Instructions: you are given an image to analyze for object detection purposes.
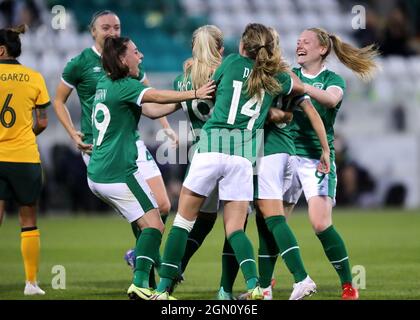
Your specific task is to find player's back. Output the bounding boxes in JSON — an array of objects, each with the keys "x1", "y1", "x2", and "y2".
[{"x1": 0, "y1": 60, "x2": 50, "y2": 163}]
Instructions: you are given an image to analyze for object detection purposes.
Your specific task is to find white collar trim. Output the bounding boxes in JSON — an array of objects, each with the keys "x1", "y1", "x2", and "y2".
[
  {"x1": 301, "y1": 65, "x2": 327, "y2": 79},
  {"x1": 91, "y1": 45, "x2": 101, "y2": 57}
]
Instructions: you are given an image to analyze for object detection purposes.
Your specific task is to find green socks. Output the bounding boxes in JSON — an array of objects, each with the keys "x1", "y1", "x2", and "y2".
[
  {"x1": 219, "y1": 238, "x2": 239, "y2": 293},
  {"x1": 256, "y1": 212, "x2": 279, "y2": 288},
  {"x1": 265, "y1": 215, "x2": 307, "y2": 283},
  {"x1": 227, "y1": 230, "x2": 259, "y2": 290},
  {"x1": 133, "y1": 228, "x2": 162, "y2": 288},
  {"x1": 157, "y1": 226, "x2": 189, "y2": 292},
  {"x1": 316, "y1": 225, "x2": 353, "y2": 284},
  {"x1": 180, "y1": 212, "x2": 217, "y2": 273}
]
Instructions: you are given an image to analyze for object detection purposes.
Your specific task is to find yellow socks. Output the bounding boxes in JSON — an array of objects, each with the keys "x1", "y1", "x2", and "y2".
[{"x1": 21, "y1": 228, "x2": 40, "y2": 283}]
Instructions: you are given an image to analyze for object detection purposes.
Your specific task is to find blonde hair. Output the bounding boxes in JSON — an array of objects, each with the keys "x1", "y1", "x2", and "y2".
[
  {"x1": 268, "y1": 27, "x2": 290, "y2": 73},
  {"x1": 241, "y1": 23, "x2": 286, "y2": 101},
  {"x1": 185, "y1": 25, "x2": 223, "y2": 89},
  {"x1": 308, "y1": 27, "x2": 379, "y2": 81}
]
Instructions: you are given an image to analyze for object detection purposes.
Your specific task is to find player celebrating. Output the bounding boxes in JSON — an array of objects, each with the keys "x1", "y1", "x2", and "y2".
[
  {"x1": 53, "y1": 11, "x2": 173, "y2": 255},
  {"x1": 153, "y1": 23, "x2": 293, "y2": 300},
  {"x1": 284, "y1": 28, "x2": 379, "y2": 300},
  {"x1": 0, "y1": 25, "x2": 49, "y2": 295},
  {"x1": 88, "y1": 36, "x2": 215, "y2": 299},
  {"x1": 254, "y1": 27, "x2": 330, "y2": 300}
]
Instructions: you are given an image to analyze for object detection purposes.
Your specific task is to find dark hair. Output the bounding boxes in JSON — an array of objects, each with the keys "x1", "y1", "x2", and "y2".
[
  {"x1": 0, "y1": 25, "x2": 26, "y2": 58},
  {"x1": 89, "y1": 10, "x2": 118, "y2": 31},
  {"x1": 102, "y1": 37, "x2": 130, "y2": 80}
]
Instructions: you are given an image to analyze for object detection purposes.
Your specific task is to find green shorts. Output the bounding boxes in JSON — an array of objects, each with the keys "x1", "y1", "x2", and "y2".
[{"x1": 0, "y1": 162, "x2": 43, "y2": 205}]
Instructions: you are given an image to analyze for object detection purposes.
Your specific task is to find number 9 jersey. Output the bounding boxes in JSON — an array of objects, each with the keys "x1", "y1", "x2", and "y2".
[
  {"x1": 88, "y1": 75, "x2": 150, "y2": 184},
  {"x1": 0, "y1": 60, "x2": 50, "y2": 163}
]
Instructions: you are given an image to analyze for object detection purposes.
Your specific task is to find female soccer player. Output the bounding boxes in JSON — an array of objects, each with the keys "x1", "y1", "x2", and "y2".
[
  {"x1": 53, "y1": 10, "x2": 173, "y2": 242},
  {"x1": 153, "y1": 23, "x2": 294, "y2": 300},
  {"x1": 87, "y1": 36, "x2": 214, "y2": 299},
  {"x1": 254, "y1": 27, "x2": 330, "y2": 300},
  {"x1": 284, "y1": 28, "x2": 379, "y2": 300},
  {"x1": 0, "y1": 25, "x2": 49, "y2": 295}
]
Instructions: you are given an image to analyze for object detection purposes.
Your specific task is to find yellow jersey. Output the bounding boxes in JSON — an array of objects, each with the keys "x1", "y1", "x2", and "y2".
[{"x1": 0, "y1": 59, "x2": 50, "y2": 163}]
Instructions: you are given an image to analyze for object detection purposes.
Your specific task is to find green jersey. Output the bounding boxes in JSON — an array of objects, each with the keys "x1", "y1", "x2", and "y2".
[
  {"x1": 290, "y1": 66, "x2": 346, "y2": 159},
  {"x1": 262, "y1": 72, "x2": 294, "y2": 156},
  {"x1": 173, "y1": 73, "x2": 214, "y2": 143},
  {"x1": 199, "y1": 54, "x2": 288, "y2": 162},
  {"x1": 87, "y1": 76, "x2": 150, "y2": 183},
  {"x1": 62, "y1": 46, "x2": 146, "y2": 144}
]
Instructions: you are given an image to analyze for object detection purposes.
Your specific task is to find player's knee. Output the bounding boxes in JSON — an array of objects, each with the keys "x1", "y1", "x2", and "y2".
[
  {"x1": 312, "y1": 222, "x2": 331, "y2": 234},
  {"x1": 158, "y1": 199, "x2": 171, "y2": 215}
]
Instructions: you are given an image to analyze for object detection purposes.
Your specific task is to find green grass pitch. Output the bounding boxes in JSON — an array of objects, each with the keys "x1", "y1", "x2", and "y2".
[{"x1": 1, "y1": 209, "x2": 420, "y2": 300}]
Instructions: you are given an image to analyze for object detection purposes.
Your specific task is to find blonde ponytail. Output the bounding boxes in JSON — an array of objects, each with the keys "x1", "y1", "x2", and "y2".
[
  {"x1": 308, "y1": 27, "x2": 380, "y2": 81},
  {"x1": 186, "y1": 25, "x2": 223, "y2": 89}
]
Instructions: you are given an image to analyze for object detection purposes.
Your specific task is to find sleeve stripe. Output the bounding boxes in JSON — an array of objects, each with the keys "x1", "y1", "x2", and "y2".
[
  {"x1": 61, "y1": 77, "x2": 75, "y2": 89},
  {"x1": 287, "y1": 77, "x2": 294, "y2": 95},
  {"x1": 136, "y1": 87, "x2": 152, "y2": 106},
  {"x1": 327, "y1": 85, "x2": 344, "y2": 96},
  {"x1": 35, "y1": 101, "x2": 51, "y2": 109}
]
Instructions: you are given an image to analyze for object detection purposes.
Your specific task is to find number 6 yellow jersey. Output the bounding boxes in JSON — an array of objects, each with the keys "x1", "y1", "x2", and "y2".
[{"x1": 0, "y1": 60, "x2": 50, "y2": 163}]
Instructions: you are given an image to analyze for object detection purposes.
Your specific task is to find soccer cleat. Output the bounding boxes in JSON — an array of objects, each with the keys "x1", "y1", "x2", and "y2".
[
  {"x1": 237, "y1": 286, "x2": 264, "y2": 300},
  {"x1": 124, "y1": 249, "x2": 135, "y2": 270},
  {"x1": 24, "y1": 281, "x2": 45, "y2": 296},
  {"x1": 289, "y1": 276, "x2": 317, "y2": 300},
  {"x1": 342, "y1": 283, "x2": 359, "y2": 300},
  {"x1": 217, "y1": 287, "x2": 235, "y2": 300},
  {"x1": 151, "y1": 291, "x2": 177, "y2": 300},
  {"x1": 127, "y1": 284, "x2": 154, "y2": 300},
  {"x1": 248, "y1": 286, "x2": 264, "y2": 300},
  {"x1": 262, "y1": 285, "x2": 273, "y2": 300}
]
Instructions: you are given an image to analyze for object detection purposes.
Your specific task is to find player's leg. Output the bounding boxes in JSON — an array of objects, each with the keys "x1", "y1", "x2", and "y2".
[
  {"x1": 88, "y1": 171, "x2": 163, "y2": 300},
  {"x1": 154, "y1": 152, "x2": 219, "y2": 298},
  {"x1": 10, "y1": 163, "x2": 45, "y2": 295},
  {"x1": 300, "y1": 157, "x2": 358, "y2": 300},
  {"x1": 256, "y1": 154, "x2": 315, "y2": 300},
  {"x1": 308, "y1": 196, "x2": 358, "y2": 299},
  {"x1": 220, "y1": 154, "x2": 262, "y2": 300},
  {"x1": 217, "y1": 214, "x2": 248, "y2": 300},
  {"x1": 155, "y1": 187, "x2": 206, "y2": 297},
  {"x1": 180, "y1": 187, "x2": 218, "y2": 275},
  {"x1": 255, "y1": 206, "x2": 278, "y2": 299},
  {"x1": 224, "y1": 201, "x2": 262, "y2": 300}
]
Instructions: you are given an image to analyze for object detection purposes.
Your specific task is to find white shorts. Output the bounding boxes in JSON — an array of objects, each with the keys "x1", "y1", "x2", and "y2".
[
  {"x1": 255, "y1": 153, "x2": 294, "y2": 200},
  {"x1": 183, "y1": 152, "x2": 253, "y2": 201},
  {"x1": 135, "y1": 140, "x2": 161, "y2": 180},
  {"x1": 283, "y1": 156, "x2": 337, "y2": 205},
  {"x1": 87, "y1": 171, "x2": 158, "y2": 223},
  {"x1": 82, "y1": 140, "x2": 161, "y2": 181}
]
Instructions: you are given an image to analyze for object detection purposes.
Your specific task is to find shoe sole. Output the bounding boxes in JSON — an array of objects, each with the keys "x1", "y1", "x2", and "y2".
[
  {"x1": 296, "y1": 288, "x2": 317, "y2": 300},
  {"x1": 127, "y1": 290, "x2": 153, "y2": 300}
]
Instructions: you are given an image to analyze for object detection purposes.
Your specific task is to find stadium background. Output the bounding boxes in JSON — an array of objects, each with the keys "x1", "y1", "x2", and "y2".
[{"x1": 1, "y1": 0, "x2": 420, "y2": 300}]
